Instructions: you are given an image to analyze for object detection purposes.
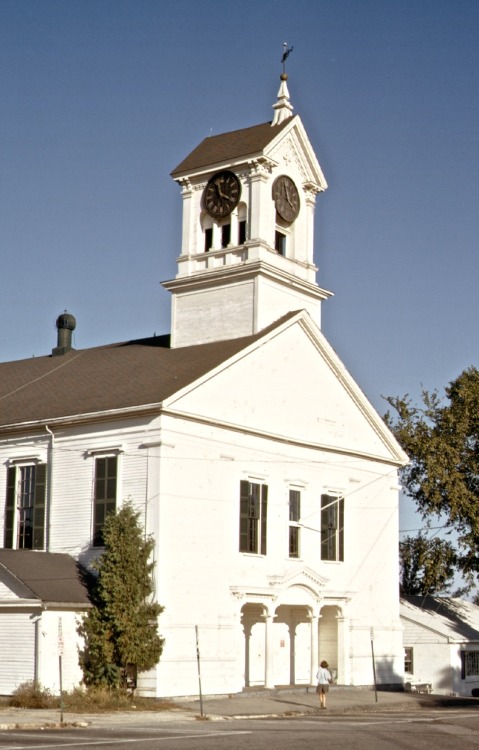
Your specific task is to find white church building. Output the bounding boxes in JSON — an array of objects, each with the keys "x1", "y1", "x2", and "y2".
[{"x1": 0, "y1": 73, "x2": 407, "y2": 697}]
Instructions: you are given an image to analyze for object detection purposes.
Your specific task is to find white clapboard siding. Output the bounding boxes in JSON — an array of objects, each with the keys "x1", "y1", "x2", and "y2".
[{"x1": 0, "y1": 613, "x2": 35, "y2": 694}]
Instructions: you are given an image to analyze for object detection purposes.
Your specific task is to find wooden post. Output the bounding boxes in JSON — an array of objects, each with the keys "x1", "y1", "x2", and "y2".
[
  {"x1": 195, "y1": 625, "x2": 204, "y2": 718},
  {"x1": 58, "y1": 618, "x2": 64, "y2": 722},
  {"x1": 370, "y1": 627, "x2": 378, "y2": 703}
]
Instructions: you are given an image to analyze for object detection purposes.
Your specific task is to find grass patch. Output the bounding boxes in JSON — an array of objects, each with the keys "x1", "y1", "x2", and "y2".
[{"x1": 2, "y1": 682, "x2": 179, "y2": 713}]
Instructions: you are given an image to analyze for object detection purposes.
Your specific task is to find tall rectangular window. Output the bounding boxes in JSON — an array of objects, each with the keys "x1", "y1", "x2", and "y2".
[
  {"x1": 221, "y1": 223, "x2": 231, "y2": 248},
  {"x1": 320, "y1": 494, "x2": 344, "y2": 561},
  {"x1": 4, "y1": 464, "x2": 46, "y2": 550},
  {"x1": 238, "y1": 220, "x2": 246, "y2": 244},
  {"x1": 239, "y1": 480, "x2": 267, "y2": 555},
  {"x1": 289, "y1": 489, "x2": 301, "y2": 558},
  {"x1": 204, "y1": 227, "x2": 213, "y2": 252},
  {"x1": 404, "y1": 647, "x2": 414, "y2": 674},
  {"x1": 93, "y1": 456, "x2": 117, "y2": 546}
]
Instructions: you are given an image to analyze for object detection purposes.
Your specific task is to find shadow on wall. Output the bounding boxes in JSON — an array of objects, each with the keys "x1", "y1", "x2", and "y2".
[{"x1": 374, "y1": 657, "x2": 406, "y2": 692}]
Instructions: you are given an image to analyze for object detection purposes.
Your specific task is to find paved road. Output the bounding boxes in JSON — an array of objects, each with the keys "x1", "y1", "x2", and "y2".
[{"x1": 1, "y1": 709, "x2": 478, "y2": 750}]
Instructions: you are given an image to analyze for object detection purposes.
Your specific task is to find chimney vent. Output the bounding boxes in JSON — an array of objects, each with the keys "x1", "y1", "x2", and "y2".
[{"x1": 52, "y1": 311, "x2": 76, "y2": 356}]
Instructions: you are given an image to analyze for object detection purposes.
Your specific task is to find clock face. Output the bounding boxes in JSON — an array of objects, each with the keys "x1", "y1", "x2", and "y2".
[
  {"x1": 203, "y1": 171, "x2": 241, "y2": 218},
  {"x1": 272, "y1": 175, "x2": 300, "y2": 223}
]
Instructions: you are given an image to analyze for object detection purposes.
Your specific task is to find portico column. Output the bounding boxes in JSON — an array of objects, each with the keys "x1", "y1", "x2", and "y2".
[
  {"x1": 336, "y1": 615, "x2": 349, "y2": 685},
  {"x1": 309, "y1": 613, "x2": 319, "y2": 684},
  {"x1": 264, "y1": 614, "x2": 275, "y2": 688}
]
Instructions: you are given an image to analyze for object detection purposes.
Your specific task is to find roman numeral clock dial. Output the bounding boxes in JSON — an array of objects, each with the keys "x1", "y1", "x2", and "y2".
[
  {"x1": 203, "y1": 170, "x2": 241, "y2": 218},
  {"x1": 272, "y1": 175, "x2": 300, "y2": 223}
]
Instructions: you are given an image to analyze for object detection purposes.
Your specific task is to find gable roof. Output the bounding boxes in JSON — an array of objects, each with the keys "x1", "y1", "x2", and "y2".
[
  {"x1": 401, "y1": 595, "x2": 479, "y2": 642},
  {"x1": 0, "y1": 313, "x2": 298, "y2": 429},
  {"x1": 0, "y1": 549, "x2": 90, "y2": 606},
  {"x1": 171, "y1": 119, "x2": 293, "y2": 177}
]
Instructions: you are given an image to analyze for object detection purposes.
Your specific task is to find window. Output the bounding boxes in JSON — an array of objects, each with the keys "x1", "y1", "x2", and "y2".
[
  {"x1": 404, "y1": 647, "x2": 413, "y2": 674},
  {"x1": 289, "y1": 489, "x2": 301, "y2": 558},
  {"x1": 320, "y1": 494, "x2": 344, "y2": 561},
  {"x1": 93, "y1": 456, "x2": 117, "y2": 546},
  {"x1": 238, "y1": 220, "x2": 246, "y2": 244},
  {"x1": 4, "y1": 463, "x2": 46, "y2": 550},
  {"x1": 204, "y1": 227, "x2": 213, "y2": 252},
  {"x1": 461, "y1": 651, "x2": 479, "y2": 678},
  {"x1": 221, "y1": 223, "x2": 231, "y2": 248},
  {"x1": 275, "y1": 230, "x2": 286, "y2": 255},
  {"x1": 239, "y1": 480, "x2": 267, "y2": 555}
]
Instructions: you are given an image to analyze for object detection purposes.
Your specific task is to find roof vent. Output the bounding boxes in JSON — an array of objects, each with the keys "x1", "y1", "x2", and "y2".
[{"x1": 52, "y1": 311, "x2": 76, "y2": 356}]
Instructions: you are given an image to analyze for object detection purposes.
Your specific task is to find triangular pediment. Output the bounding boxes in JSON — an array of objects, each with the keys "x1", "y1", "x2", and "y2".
[
  {"x1": 163, "y1": 312, "x2": 407, "y2": 466},
  {"x1": 268, "y1": 566, "x2": 328, "y2": 591},
  {"x1": 263, "y1": 115, "x2": 327, "y2": 191}
]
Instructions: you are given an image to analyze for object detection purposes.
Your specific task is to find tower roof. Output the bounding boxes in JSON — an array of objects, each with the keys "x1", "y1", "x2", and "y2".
[{"x1": 171, "y1": 118, "x2": 293, "y2": 178}]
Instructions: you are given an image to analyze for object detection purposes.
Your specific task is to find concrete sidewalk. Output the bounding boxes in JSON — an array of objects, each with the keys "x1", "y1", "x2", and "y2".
[{"x1": 0, "y1": 688, "x2": 478, "y2": 730}]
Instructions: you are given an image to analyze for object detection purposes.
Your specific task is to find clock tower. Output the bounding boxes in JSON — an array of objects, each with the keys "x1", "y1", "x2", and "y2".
[{"x1": 164, "y1": 73, "x2": 332, "y2": 348}]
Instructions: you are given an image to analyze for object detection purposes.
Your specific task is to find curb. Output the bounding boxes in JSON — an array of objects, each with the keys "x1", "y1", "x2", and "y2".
[{"x1": 0, "y1": 721, "x2": 89, "y2": 731}]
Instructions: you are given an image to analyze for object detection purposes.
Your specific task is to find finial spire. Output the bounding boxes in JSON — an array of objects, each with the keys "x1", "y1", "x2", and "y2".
[{"x1": 272, "y1": 43, "x2": 294, "y2": 126}]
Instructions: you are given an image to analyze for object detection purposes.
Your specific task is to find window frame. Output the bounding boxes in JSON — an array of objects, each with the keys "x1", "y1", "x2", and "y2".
[
  {"x1": 239, "y1": 480, "x2": 268, "y2": 555},
  {"x1": 4, "y1": 462, "x2": 46, "y2": 550},
  {"x1": 461, "y1": 651, "x2": 479, "y2": 679},
  {"x1": 404, "y1": 647, "x2": 414, "y2": 674},
  {"x1": 204, "y1": 226, "x2": 213, "y2": 252},
  {"x1": 93, "y1": 454, "x2": 118, "y2": 547},
  {"x1": 221, "y1": 222, "x2": 231, "y2": 248},
  {"x1": 288, "y1": 488, "x2": 301, "y2": 558},
  {"x1": 238, "y1": 219, "x2": 246, "y2": 245},
  {"x1": 320, "y1": 493, "x2": 344, "y2": 562},
  {"x1": 275, "y1": 230, "x2": 286, "y2": 255}
]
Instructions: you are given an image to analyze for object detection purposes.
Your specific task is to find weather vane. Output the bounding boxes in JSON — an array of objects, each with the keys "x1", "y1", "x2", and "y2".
[{"x1": 281, "y1": 42, "x2": 294, "y2": 74}]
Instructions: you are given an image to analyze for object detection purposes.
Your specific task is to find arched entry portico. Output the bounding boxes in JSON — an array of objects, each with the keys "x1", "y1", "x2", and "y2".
[{"x1": 235, "y1": 567, "x2": 350, "y2": 689}]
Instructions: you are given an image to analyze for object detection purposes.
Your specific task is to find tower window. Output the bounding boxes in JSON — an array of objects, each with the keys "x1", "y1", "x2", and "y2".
[
  {"x1": 238, "y1": 220, "x2": 246, "y2": 245},
  {"x1": 204, "y1": 227, "x2": 213, "y2": 252},
  {"x1": 275, "y1": 231, "x2": 286, "y2": 255},
  {"x1": 221, "y1": 223, "x2": 231, "y2": 248}
]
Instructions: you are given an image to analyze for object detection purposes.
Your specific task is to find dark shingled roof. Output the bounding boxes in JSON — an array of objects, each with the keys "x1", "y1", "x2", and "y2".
[
  {"x1": 171, "y1": 118, "x2": 294, "y2": 177},
  {"x1": 0, "y1": 549, "x2": 90, "y2": 605},
  {"x1": 0, "y1": 313, "x2": 298, "y2": 428}
]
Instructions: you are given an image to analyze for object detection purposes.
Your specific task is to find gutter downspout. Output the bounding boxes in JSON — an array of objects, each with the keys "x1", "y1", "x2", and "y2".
[{"x1": 45, "y1": 425, "x2": 54, "y2": 552}]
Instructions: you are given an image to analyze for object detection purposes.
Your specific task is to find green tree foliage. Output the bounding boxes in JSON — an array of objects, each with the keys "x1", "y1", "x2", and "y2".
[
  {"x1": 78, "y1": 503, "x2": 164, "y2": 688},
  {"x1": 399, "y1": 534, "x2": 457, "y2": 595},
  {"x1": 385, "y1": 367, "x2": 479, "y2": 586}
]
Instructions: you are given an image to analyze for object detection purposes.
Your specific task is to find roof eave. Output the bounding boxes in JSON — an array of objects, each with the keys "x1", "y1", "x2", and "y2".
[{"x1": 0, "y1": 402, "x2": 165, "y2": 436}]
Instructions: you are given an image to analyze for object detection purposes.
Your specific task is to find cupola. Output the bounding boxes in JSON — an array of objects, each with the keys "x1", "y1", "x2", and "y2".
[{"x1": 164, "y1": 73, "x2": 331, "y2": 348}]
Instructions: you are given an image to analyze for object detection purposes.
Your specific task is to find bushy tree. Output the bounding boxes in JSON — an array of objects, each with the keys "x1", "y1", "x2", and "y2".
[
  {"x1": 386, "y1": 367, "x2": 479, "y2": 590},
  {"x1": 399, "y1": 534, "x2": 457, "y2": 596},
  {"x1": 78, "y1": 503, "x2": 164, "y2": 688}
]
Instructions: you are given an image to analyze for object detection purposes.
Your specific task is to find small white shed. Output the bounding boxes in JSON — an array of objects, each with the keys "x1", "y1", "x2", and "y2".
[
  {"x1": 0, "y1": 550, "x2": 90, "y2": 696},
  {"x1": 401, "y1": 595, "x2": 479, "y2": 697}
]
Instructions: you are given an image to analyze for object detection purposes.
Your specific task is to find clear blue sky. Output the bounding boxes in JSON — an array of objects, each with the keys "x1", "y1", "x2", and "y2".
[{"x1": 1, "y1": 1, "x2": 478, "y2": 534}]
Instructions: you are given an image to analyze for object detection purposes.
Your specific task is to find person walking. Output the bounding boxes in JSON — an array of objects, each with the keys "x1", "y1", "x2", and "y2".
[{"x1": 316, "y1": 660, "x2": 332, "y2": 709}]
